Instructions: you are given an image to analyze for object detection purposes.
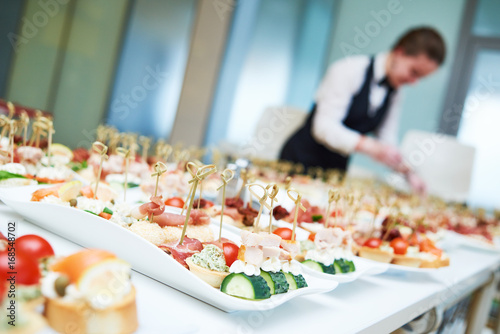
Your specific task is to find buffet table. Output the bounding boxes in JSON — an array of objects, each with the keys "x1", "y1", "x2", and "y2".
[{"x1": 3, "y1": 204, "x2": 500, "y2": 334}]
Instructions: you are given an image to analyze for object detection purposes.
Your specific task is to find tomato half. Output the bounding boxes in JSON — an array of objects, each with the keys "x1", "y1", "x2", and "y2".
[
  {"x1": 0, "y1": 250, "x2": 41, "y2": 285},
  {"x1": 165, "y1": 197, "x2": 185, "y2": 208},
  {"x1": 222, "y1": 243, "x2": 239, "y2": 267},
  {"x1": 16, "y1": 235, "x2": 54, "y2": 261},
  {"x1": 390, "y1": 237, "x2": 409, "y2": 255},
  {"x1": 273, "y1": 227, "x2": 293, "y2": 240},
  {"x1": 363, "y1": 238, "x2": 382, "y2": 248}
]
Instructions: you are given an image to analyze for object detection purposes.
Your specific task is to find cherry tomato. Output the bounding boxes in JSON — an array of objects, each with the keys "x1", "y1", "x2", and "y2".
[
  {"x1": 222, "y1": 243, "x2": 239, "y2": 266},
  {"x1": 390, "y1": 237, "x2": 409, "y2": 255},
  {"x1": 16, "y1": 235, "x2": 55, "y2": 261},
  {"x1": 0, "y1": 250, "x2": 41, "y2": 285},
  {"x1": 308, "y1": 233, "x2": 316, "y2": 242},
  {"x1": 165, "y1": 197, "x2": 185, "y2": 208},
  {"x1": 363, "y1": 238, "x2": 382, "y2": 248},
  {"x1": 99, "y1": 212, "x2": 112, "y2": 220},
  {"x1": 0, "y1": 281, "x2": 6, "y2": 303},
  {"x1": 273, "y1": 227, "x2": 293, "y2": 240}
]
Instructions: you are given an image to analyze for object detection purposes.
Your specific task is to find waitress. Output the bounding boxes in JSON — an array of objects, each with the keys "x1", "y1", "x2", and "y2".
[{"x1": 280, "y1": 27, "x2": 445, "y2": 194}]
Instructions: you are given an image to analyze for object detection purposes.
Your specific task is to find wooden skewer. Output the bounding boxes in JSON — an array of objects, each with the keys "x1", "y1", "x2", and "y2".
[
  {"x1": 92, "y1": 141, "x2": 108, "y2": 200},
  {"x1": 266, "y1": 183, "x2": 279, "y2": 234},
  {"x1": 179, "y1": 164, "x2": 217, "y2": 245},
  {"x1": 247, "y1": 183, "x2": 272, "y2": 233},
  {"x1": 217, "y1": 169, "x2": 234, "y2": 242},
  {"x1": 116, "y1": 147, "x2": 131, "y2": 202},
  {"x1": 287, "y1": 188, "x2": 306, "y2": 241}
]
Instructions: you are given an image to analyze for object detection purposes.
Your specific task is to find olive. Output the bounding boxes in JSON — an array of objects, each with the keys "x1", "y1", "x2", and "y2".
[{"x1": 54, "y1": 275, "x2": 70, "y2": 297}]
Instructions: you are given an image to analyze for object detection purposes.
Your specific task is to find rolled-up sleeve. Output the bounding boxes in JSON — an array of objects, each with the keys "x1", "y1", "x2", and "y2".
[{"x1": 312, "y1": 57, "x2": 367, "y2": 156}]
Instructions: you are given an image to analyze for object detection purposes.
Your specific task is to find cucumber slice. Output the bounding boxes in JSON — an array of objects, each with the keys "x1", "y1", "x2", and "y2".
[
  {"x1": 267, "y1": 271, "x2": 289, "y2": 294},
  {"x1": 302, "y1": 260, "x2": 335, "y2": 274},
  {"x1": 333, "y1": 260, "x2": 343, "y2": 274},
  {"x1": 345, "y1": 260, "x2": 356, "y2": 273},
  {"x1": 220, "y1": 273, "x2": 271, "y2": 300},
  {"x1": 260, "y1": 271, "x2": 275, "y2": 294},
  {"x1": 282, "y1": 272, "x2": 308, "y2": 290}
]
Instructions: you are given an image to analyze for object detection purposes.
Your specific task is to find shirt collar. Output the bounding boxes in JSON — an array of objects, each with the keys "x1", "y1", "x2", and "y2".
[{"x1": 373, "y1": 52, "x2": 388, "y2": 84}]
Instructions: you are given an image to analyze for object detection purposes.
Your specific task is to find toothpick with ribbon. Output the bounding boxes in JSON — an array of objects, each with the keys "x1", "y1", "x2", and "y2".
[
  {"x1": 139, "y1": 136, "x2": 151, "y2": 162},
  {"x1": 44, "y1": 119, "x2": 54, "y2": 166},
  {"x1": 181, "y1": 162, "x2": 198, "y2": 215},
  {"x1": 0, "y1": 150, "x2": 9, "y2": 164},
  {"x1": 20, "y1": 111, "x2": 29, "y2": 146},
  {"x1": 179, "y1": 164, "x2": 217, "y2": 245},
  {"x1": 287, "y1": 188, "x2": 306, "y2": 241},
  {"x1": 284, "y1": 176, "x2": 292, "y2": 190},
  {"x1": 235, "y1": 169, "x2": 247, "y2": 199},
  {"x1": 266, "y1": 183, "x2": 279, "y2": 233},
  {"x1": 7, "y1": 120, "x2": 17, "y2": 163},
  {"x1": 325, "y1": 189, "x2": 339, "y2": 228},
  {"x1": 217, "y1": 168, "x2": 234, "y2": 242},
  {"x1": 247, "y1": 183, "x2": 272, "y2": 233},
  {"x1": 0, "y1": 115, "x2": 8, "y2": 139},
  {"x1": 149, "y1": 162, "x2": 168, "y2": 222},
  {"x1": 92, "y1": 141, "x2": 108, "y2": 199},
  {"x1": 162, "y1": 144, "x2": 173, "y2": 162},
  {"x1": 6, "y1": 101, "x2": 15, "y2": 119},
  {"x1": 116, "y1": 147, "x2": 131, "y2": 201}
]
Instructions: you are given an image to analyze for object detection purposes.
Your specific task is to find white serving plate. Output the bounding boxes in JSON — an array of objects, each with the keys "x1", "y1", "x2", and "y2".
[
  {"x1": 444, "y1": 230, "x2": 500, "y2": 252},
  {"x1": 354, "y1": 256, "x2": 446, "y2": 273},
  {"x1": 0, "y1": 185, "x2": 338, "y2": 312},
  {"x1": 218, "y1": 212, "x2": 311, "y2": 241},
  {"x1": 299, "y1": 257, "x2": 388, "y2": 283}
]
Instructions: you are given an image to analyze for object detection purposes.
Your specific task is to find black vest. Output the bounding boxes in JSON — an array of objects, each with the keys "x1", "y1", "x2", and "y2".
[{"x1": 280, "y1": 57, "x2": 395, "y2": 171}]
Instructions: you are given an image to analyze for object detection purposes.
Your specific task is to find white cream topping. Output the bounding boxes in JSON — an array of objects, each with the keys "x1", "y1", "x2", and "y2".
[
  {"x1": 0, "y1": 163, "x2": 26, "y2": 175},
  {"x1": 261, "y1": 257, "x2": 282, "y2": 273},
  {"x1": 379, "y1": 245, "x2": 395, "y2": 254},
  {"x1": 41, "y1": 195, "x2": 70, "y2": 206},
  {"x1": 229, "y1": 260, "x2": 261, "y2": 276},
  {"x1": 76, "y1": 197, "x2": 107, "y2": 214},
  {"x1": 37, "y1": 166, "x2": 73, "y2": 180},
  {"x1": 281, "y1": 260, "x2": 301, "y2": 276}
]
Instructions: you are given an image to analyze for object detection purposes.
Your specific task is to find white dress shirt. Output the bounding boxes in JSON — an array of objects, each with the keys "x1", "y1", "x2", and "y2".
[{"x1": 312, "y1": 53, "x2": 402, "y2": 156}]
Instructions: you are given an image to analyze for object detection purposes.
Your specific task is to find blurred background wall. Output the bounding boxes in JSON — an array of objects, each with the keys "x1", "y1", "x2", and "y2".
[{"x1": 0, "y1": 0, "x2": 499, "y2": 209}]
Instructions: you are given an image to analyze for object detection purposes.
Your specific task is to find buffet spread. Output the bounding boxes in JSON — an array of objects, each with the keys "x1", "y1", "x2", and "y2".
[{"x1": 1, "y1": 110, "x2": 500, "y2": 333}]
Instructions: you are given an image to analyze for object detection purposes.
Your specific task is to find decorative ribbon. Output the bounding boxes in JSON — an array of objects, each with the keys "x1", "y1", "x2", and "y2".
[
  {"x1": 287, "y1": 187, "x2": 306, "y2": 241},
  {"x1": 116, "y1": 147, "x2": 131, "y2": 201},
  {"x1": 217, "y1": 168, "x2": 234, "y2": 241},
  {"x1": 247, "y1": 183, "x2": 272, "y2": 233},
  {"x1": 179, "y1": 164, "x2": 217, "y2": 244},
  {"x1": 92, "y1": 141, "x2": 108, "y2": 199},
  {"x1": 325, "y1": 189, "x2": 339, "y2": 228},
  {"x1": 139, "y1": 136, "x2": 151, "y2": 162},
  {"x1": 19, "y1": 111, "x2": 29, "y2": 146},
  {"x1": 266, "y1": 183, "x2": 279, "y2": 233}
]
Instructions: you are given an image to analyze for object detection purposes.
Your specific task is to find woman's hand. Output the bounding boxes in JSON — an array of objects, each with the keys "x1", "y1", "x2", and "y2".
[
  {"x1": 406, "y1": 171, "x2": 427, "y2": 196},
  {"x1": 355, "y1": 136, "x2": 408, "y2": 173}
]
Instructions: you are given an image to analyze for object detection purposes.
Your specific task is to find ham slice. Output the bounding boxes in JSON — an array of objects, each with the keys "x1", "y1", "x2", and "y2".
[
  {"x1": 190, "y1": 209, "x2": 211, "y2": 225},
  {"x1": 153, "y1": 212, "x2": 192, "y2": 227},
  {"x1": 159, "y1": 237, "x2": 203, "y2": 268},
  {"x1": 131, "y1": 196, "x2": 165, "y2": 219}
]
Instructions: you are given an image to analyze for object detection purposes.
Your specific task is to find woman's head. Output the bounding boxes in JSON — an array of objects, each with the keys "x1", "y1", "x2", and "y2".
[{"x1": 387, "y1": 27, "x2": 445, "y2": 88}]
